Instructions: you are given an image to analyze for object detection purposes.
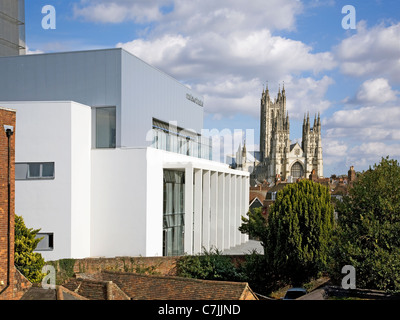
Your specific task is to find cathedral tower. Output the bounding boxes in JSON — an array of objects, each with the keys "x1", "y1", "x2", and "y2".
[
  {"x1": 302, "y1": 112, "x2": 323, "y2": 178},
  {"x1": 255, "y1": 86, "x2": 323, "y2": 183},
  {"x1": 259, "y1": 84, "x2": 288, "y2": 162}
]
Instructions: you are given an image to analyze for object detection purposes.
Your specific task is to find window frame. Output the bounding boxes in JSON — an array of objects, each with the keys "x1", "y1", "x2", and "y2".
[
  {"x1": 95, "y1": 106, "x2": 117, "y2": 149},
  {"x1": 35, "y1": 233, "x2": 54, "y2": 251},
  {"x1": 15, "y1": 162, "x2": 55, "y2": 180}
]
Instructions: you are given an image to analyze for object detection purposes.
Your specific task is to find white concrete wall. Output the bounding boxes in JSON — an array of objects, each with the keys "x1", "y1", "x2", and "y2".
[
  {"x1": 144, "y1": 147, "x2": 164, "y2": 256},
  {"x1": 70, "y1": 103, "x2": 92, "y2": 259},
  {"x1": 3, "y1": 100, "x2": 250, "y2": 259},
  {"x1": 90, "y1": 148, "x2": 149, "y2": 257},
  {"x1": 90, "y1": 147, "x2": 250, "y2": 258},
  {"x1": 0, "y1": 101, "x2": 92, "y2": 261}
]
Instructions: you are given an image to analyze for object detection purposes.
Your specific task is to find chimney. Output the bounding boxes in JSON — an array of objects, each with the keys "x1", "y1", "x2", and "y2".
[{"x1": 348, "y1": 166, "x2": 356, "y2": 183}]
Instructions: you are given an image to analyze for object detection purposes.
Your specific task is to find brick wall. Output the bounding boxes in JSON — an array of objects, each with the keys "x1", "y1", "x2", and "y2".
[
  {"x1": 0, "y1": 107, "x2": 17, "y2": 300},
  {"x1": 51, "y1": 255, "x2": 248, "y2": 286},
  {"x1": 72, "y1": 256, "x2": 179, "y2": 277}
]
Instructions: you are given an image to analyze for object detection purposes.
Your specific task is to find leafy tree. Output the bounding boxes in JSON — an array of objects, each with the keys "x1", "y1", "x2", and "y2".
[
  {"x1": 241, "y1": 180, "x2": 335, "y2": 285},
  {"x1": 14, "y1": 215, "x2": 45, "y2": 283},
  {"x1": 329, "y1": 157, "x2": 400, "y2": 292}
]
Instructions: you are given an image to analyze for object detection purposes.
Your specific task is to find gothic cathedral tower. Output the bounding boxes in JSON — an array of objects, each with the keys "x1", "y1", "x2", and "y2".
[
  {"x1": 256, "y1": 85, "x2": 323, "y2": 183},
  {"x1": 302, "y1": 112, "x2": 323, "y2": 178}
]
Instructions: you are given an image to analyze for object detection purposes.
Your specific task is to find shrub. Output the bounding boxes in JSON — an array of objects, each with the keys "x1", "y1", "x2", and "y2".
[
  {"x1": 14, "y1": 215, "x2": 45, "y2": 283},
  {"x1": 176, "y1": 247, "x2": 244, "y2": 281}
]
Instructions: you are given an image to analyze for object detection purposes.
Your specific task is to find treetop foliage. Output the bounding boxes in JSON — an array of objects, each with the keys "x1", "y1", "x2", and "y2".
[{"x1": 14, "y1": 215, "x2": 45, "y2": 283}]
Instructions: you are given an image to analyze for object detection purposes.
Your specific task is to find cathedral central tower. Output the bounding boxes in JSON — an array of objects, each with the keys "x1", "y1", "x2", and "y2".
[{"x1": 255, "y1": 85, "x2": 323, "y2": 183}]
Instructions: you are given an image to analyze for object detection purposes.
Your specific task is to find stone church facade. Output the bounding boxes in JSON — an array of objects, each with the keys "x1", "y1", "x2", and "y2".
[{"x1": 254, "y1": 85, "x2": 323, "y2": 183}]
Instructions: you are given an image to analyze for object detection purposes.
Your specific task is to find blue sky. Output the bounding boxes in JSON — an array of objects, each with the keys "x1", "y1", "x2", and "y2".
[{"x1": 25, "y1": 0, "x2": 400, "y2": 176}]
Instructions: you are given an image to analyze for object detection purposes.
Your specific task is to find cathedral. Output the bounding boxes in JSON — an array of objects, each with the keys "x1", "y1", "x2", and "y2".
[{"x1": 253, "y1": 84, "x2": 323, "y2": 183}]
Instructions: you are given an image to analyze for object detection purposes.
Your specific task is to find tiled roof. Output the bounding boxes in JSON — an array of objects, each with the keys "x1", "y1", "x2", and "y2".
[
  {"x1": 267, "y1": 182, "x2": 291, "y2": 193},
  {"x1": 66, "y1": 271, "x2": 258, "y2": 300},
  {"x1": 250, "y1": 190, "x2": 267, "y2": 203}
]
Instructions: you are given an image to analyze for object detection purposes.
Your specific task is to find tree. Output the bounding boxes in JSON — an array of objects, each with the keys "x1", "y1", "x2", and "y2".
[
  {"x1": 14, "y1": 215, "x2": 45, "y2": 283},
  {"x1": 329, "y1": 157, "x2": 400, "y2": 292},
  {"x1": 239, "y1": 207, "x2": 268, "y2": 253},
  {"x1": 240, "y1": 180, "x2": 335, "y2": 285}
]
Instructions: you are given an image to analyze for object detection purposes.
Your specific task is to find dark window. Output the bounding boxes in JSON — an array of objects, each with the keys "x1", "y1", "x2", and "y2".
[
  {"x1": 35, "y1": 233, "x2": 54, "y2": 251},
  {"x1": 96, "y1": 107, "x2": 116, "y2": 148},
  {"x1": 163, "y1": 170, "x2": 185, "y2": 256},
  {"x1": 16, "y1": 162, "x2": 55, "y2": 180}
]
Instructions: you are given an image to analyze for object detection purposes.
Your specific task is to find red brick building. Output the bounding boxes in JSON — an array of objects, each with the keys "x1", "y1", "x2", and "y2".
[{"x1": 0, "y1": 107, "x2": 31, "y2": 300}]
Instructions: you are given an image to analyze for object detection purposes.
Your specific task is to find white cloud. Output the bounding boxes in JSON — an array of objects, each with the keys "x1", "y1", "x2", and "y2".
[
  {"x1": 284, "y1": 75, "x2": 335, "y2": 119},
  {"x1": 345, "y1": 142, "x2": 400, "y2": 169},
  {"x1": 118, "y1": 29, "x2": 336, "y2": 82},
  {"x1": 335, "y1": 21, "x2": 400, "y2": 83},
  {"x1": 355, "y1": 78, "x2": 398, "y2": 105},
  {"x1": 25, "y1": 47, "x2": 44, "y2": 55},
  {"x1": 74, "y1": 0, "x2": 303, "y2": 31},
  {"x1": 117, "y1": 30, "x2": 336, "y2": 118},
  {"x1": 324, "y1": 139, "x2": 348, "y2": 157},
  {"x1": 77, "y1": 0, "x2": 336, "y2": 120},
  {"x1": 326, "y1": 105, "x2": 400, "y2": 128},
  {"x1": 324, "y1": 104, "x2": 400, "y2": 142},
  {"x1": 117, "y1": 34, "x2": 188, "y2": 70},
  {"x1": 324, "y1": 78, "x2": 400, "y2": 142}
]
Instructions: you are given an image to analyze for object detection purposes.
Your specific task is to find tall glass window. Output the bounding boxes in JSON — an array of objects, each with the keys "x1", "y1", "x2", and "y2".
[
  {"x1": 96, "y1": 107, "x2": 116, "y2": 148},
  {"x1": 163, "y1": 170, "x2": 185, "y2": 256},
  {"x1": 291, "y1": 162, "x2": 304, "y2": 180}
]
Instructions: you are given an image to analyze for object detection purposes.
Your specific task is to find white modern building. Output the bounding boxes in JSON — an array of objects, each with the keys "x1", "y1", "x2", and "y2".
[{"x1": 0, "y1": 48, "x2": 249, "y2": 261}]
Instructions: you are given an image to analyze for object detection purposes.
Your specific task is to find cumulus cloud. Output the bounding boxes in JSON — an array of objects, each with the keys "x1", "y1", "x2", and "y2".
[
  {"x1": 355, "y1": 78, "x2": 398, "y2": 105},
  {"x1": 284, "y1": 75, "x2": 335, "y2": 119},
  {"x1": 322, "y1": 138, "x2": 349, "y2": 169},
  {"x1": 76, "y1": 0, "x2": 336, "y2": 120},
  {"x1": 324, "y1": 139, "x2": 348, "y2": 157},
  {"x1": 324, "y1": 76, "x2": 400, "y2": 145},
  {"x1": 335, "y1": 21, "x2": 400, "y2": 83},
  {"x1": 345, "y1": 142, "x2": 400, "y2": 169},
  {"x1": 324, "y1": 104, "x2": 400, "y2": 141},
  {"x1": 117, "y1": 30, "x2": 336, "y2": 119}
]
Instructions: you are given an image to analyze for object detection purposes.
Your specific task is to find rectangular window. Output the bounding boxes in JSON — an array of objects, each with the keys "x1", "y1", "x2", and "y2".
[
  {"x1": 35, "y1": 233, "x2": 54, "y2": 251},
  {"x1": 163, "y1": 170, "x2": 185, "y2": 256},
  {"x1": 28, "y1": 163, "x2": 41, "y2": 178},
  {"x1": 16, "y1": 162, "x2": 55, "y2": 180},
  {"x1": 96, "y1": 107, "x2": 116, "y2": 148},
  {"x1": 152, "y1": 118, "x2": 212, "y2": 160}
]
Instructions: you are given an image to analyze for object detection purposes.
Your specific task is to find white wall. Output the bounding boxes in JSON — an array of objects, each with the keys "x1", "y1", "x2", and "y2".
[
  {"x1": 0, "y1": 101, "x2": 92, "y2": 261},
  {"x1": 90, "y1": 148, "x2": 149, "y2": 257},
  {"x1": 144, "y1": 147, "x2": 164, "y2": 256},
  {"x1": 90, "y1": 147, "x2": 250, "y2": 258},
  {"x1": 4, "y1": 100, "x2": 249, "y2": 259},
  {"x1": 70, "y1": 103, "x2": 92, "y2": 258}
]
